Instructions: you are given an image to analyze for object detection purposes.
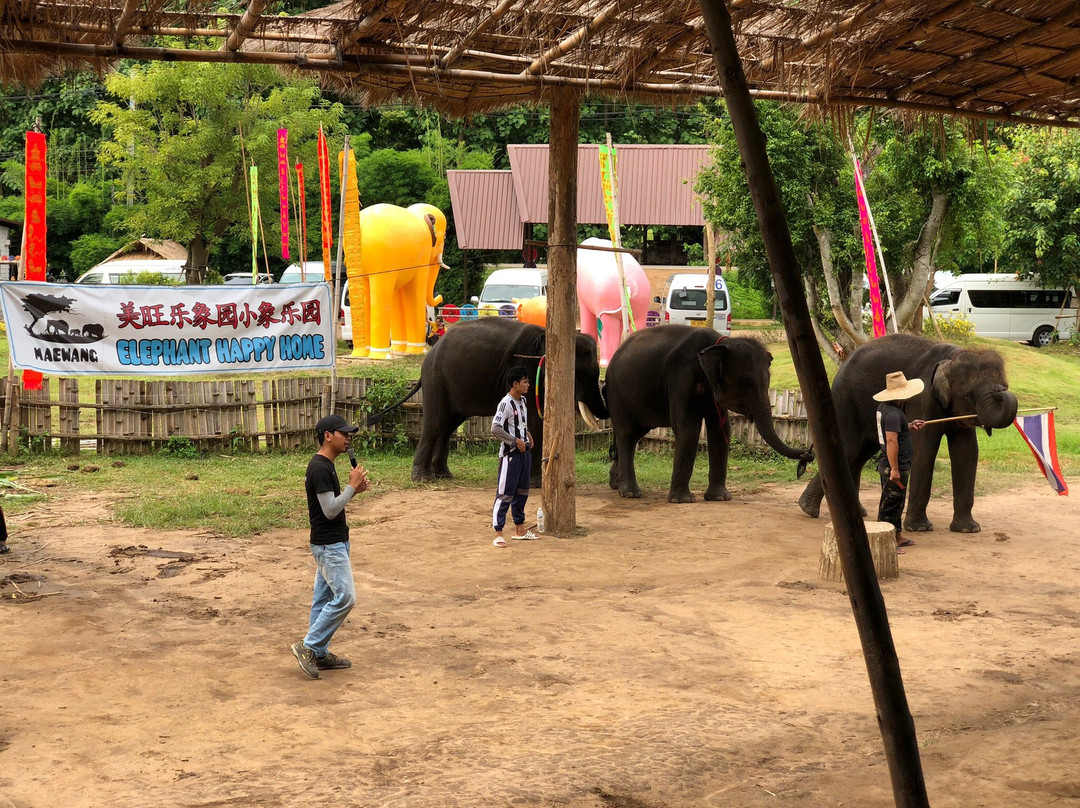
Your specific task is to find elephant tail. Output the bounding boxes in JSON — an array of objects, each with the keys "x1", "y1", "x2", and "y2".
[{"x1": 366, "y1": 379, "x2": 422, "y2": 426}]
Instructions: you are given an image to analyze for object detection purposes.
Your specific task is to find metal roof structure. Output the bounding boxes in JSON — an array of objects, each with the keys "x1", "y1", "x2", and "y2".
[
  {"x1": 2, "y1": 1, "x2": 1080, "y2": 125},
  {"x1": 448, "y1": 144, "x2": 709, "y2": 249}
]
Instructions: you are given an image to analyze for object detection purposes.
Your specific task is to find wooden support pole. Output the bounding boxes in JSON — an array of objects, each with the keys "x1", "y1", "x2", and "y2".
[
  {"x1": 696, "y1": 2, "x2": 931, "y2": 807},
  {"x1": 542, "y1": 88, "x2": 580, "y2": 536}
]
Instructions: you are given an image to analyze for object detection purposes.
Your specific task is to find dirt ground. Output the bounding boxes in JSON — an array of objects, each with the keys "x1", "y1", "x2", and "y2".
[{"x1": 3, "y1": 475, "x2": 1079, "y2": 808}]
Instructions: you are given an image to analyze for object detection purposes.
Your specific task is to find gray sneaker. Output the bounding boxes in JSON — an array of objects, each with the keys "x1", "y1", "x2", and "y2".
[
  {"x1": 290, "y1": 641, "x2": 320, "y2": 679},
  {"x1": 316, "y1": 651, "x2": 352, "y2": 670}
]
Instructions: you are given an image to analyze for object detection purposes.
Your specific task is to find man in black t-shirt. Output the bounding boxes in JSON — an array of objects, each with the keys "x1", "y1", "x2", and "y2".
[
  {"x1": 291, "y1": 414, "x2": 369, "y2": 680},
  {"x1": 874, "y1": 372, "x2": 926, "y2": 551}
]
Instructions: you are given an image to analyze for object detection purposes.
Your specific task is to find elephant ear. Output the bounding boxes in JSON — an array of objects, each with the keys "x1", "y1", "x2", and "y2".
[
  {"x1": 931, "y1": 359, "x2": 952, "y2": 408},
  {"x1": 698, "y1": 343, "x2": 726, "y2": 391}
]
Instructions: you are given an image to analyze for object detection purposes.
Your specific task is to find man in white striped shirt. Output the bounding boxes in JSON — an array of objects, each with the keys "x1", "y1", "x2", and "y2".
[{"x1": 490, "y1": 366, "x2": 538, "y2": 547}]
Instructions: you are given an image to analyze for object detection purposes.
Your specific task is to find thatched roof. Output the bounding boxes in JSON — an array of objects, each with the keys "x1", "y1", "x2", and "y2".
[
  {"x1": 2, "y1": 0, "x2": 1079, "y2": 125},
  {"x1": 102, "y1": 237, "x2": 188, "y2": 263}
]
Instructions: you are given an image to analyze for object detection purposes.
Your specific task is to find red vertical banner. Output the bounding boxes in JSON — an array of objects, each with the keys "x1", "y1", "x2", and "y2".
[
  {"x1": 277, "y1": 128, "x2": 290, "y2": 260},
  {"x1": 23, "y1": 131, "x2": 47, "y2": 391},
  {"x1": 853, "y1": 155, "x2": 886, "y2": 338},
  {"x1": 295, "y1": 163, "x2": 307, "y2": 269},
  {"x1": 317, "y1": 125, "x2": 333, "y2": 281}
]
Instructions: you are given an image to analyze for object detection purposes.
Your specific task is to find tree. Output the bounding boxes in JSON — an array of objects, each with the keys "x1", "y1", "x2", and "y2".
[
  {"x1": 1002, "y1": 128, "x2": 1080, "y2": 292},
  {"x1": 89, "y1": 61, "x2": 345, "y2": 277},
  {"x1": 696, "y1": 104, "x2": 1010, "y2": 359}
]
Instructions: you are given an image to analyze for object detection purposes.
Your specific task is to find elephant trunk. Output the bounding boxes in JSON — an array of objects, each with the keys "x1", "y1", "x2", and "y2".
[
  {"x1": 578, "y1": 381, "x2": 610, "y2": 420},
  {"x1": 976, "y1": 388, "x2": 1018, "y2": 434},
  {"x1": 748, "y1": 401, "x2": 811, "y2": 460}
]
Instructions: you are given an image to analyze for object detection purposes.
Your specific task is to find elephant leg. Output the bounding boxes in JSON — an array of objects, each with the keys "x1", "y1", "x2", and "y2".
[
  {"x1": 903, "y1": 430, "x2": 944, "y2": 532},
  {"x1": 367, "y1": 278, "x2": 393, "y2": 360},
  {"x1": 390, "y1": 292, "x2": 408, "y2": 355},
  {"x1": 614, "y1": 424, "x2": 649, "y2": 498},
  {"x1": 702, "y1": 411, "x2": 731, "y2": 501},
  {"x1": 798, "y1": 474, "x2": 825, "y2": 517},
  {"x1": 578, "y1": 301, "x2": 598, "y2": 341},
  {"x1": 945, "y1": 430, "x2": 980, "y2": 533},
  {"x1": 430, "y1": 413, "x2": 466, "y2": 479},
  {"x1": 597, "y1": 313, "x2": 622, "y2": 369},
  {"x1": 413, "y1": 394, "x2": 453, "y2": 481},
  {"x1": 668, "y1": 415, "x2": 702, "y2": 503},
  {"x1": 401, "y1": 280, "x2": 427, "y2": 355}
]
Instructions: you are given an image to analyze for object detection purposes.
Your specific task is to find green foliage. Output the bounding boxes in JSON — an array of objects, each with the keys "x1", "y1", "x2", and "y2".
[
  {"x1": 724, "y1": 269, "x2": 774, "y2": 320},
  {"x1": 69, "y1": 233, "x2": 124, "y2": 275},
  {"x1": 159, "y1": 436, "x2": 200, "y2": 459},
  {"x1": 119, "y1": 270, "x2": 184, "y2": 285},
  {"x1": 355, "y1": 359, "x2": 423, "y2": 452},
  {"x1": 1002, "y1": 128, "x2": 1080, "y2": 292}
]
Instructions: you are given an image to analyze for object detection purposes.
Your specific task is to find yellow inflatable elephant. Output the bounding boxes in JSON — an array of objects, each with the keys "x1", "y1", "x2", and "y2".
[{"x1": 339, "y1": 152, "x2": 446, "y2": 359}]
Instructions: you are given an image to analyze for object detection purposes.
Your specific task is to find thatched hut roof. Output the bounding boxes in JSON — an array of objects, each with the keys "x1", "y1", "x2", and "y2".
[
  {"x1": 101, "y1": 237, "x2": 188, "y2": 263},
  {"x1": 2, "y1": 0, "x2": 1079, "y2": 125}
]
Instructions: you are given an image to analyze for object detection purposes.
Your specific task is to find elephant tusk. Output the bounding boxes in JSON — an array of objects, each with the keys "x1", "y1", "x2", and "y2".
[{"x1": 578, "y1": 401, "x2": 606, "y2": 432}]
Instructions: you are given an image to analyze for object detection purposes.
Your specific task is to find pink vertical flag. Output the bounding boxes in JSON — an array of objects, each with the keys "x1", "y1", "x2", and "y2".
[
  {"x1": 853, "y1": 156, "x2": 886, "y2": 338},
  {"x1": 277, "y1": 128, "x2": 290, "y2": 260}
]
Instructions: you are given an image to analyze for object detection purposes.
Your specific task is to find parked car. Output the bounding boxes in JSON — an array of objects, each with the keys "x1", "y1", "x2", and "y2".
[
  {"x1": 927, "y1": 273, "x2": 1076, "y2": 347},
  {"x1": 654, "y1": 272, "x2": 732, "y2": 334},
  {"x1": 223, "y1": 272, "x2": 270, "y2": 285},
  {"x1": 279, "y1": 261, "x2": 343, "y2": 284},
  {"x1": 75, "y1": 259, "x2": 186, "y2": 285},
  {"x1": 471, "y1": 267, "x2": 548, "y2": 313}
]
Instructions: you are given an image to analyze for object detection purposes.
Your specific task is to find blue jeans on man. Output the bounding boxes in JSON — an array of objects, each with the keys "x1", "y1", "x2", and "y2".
[{"x1": 303, "y1": 540, "x2": 356, "y2": 658}]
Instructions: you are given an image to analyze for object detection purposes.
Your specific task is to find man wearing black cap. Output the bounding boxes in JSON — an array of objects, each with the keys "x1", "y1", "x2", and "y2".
[{"x1": 291, "y1": 414, "x2": 369, "y2": 679}]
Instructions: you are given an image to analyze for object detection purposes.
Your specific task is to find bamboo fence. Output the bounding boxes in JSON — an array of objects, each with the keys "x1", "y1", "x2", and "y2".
[{"x1": 0, "y1": 375, "x2": 808, "y2": 456}]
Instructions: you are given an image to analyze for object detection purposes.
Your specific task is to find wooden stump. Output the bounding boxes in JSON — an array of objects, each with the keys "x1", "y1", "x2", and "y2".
[{"x1": 819, "y1": 520, "x2": 899, "y2": 582}]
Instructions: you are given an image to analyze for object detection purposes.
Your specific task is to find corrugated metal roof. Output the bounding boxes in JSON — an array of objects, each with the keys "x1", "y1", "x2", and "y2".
[
  {"x1": 446, "y1": 170, "x2": 523, "y2": 250},
  {"x1": 508, "y1": 144, "x2": 710, "y2": 226},
  {"x1": 449, "y1": 145, "x2": 711, "y2": 250}
]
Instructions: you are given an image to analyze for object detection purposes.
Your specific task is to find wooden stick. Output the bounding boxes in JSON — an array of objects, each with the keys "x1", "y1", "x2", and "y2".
[{"x1": 922, "y1": 407, "x2": 1056, "y2": 425}]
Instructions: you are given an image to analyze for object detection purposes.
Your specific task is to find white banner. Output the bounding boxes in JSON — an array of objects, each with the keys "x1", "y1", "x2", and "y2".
[{"x1": 0, "y1": 281, "x2": 336, "y2": 375}]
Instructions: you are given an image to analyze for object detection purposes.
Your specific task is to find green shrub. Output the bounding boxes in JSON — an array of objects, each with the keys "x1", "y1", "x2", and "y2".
[
  {"x1": 924, "y1": 314, "x2": 975, "y2": 341},
  {"x1": 120, "y1": 271, "x2": 184, "y2": 286},
  {"x1": 159, "y1": 436, "x2": 200, "y2": 458}
]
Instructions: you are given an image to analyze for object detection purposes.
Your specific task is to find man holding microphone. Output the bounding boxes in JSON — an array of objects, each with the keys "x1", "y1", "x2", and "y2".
[{"x1": 291, "y1": 414, "x2": 370, "y2": 680}]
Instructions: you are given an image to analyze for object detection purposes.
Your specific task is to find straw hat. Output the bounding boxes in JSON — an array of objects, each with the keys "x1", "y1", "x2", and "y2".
[{"x1": 873, "y1": 371, "x2": 925, "y2": 402}]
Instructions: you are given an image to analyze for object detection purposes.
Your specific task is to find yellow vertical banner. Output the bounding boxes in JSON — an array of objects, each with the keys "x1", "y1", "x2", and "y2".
[
  {"x1": 338, "y1": 149, "x2": 369, "y2": 357},
  {"x1": 598, "y1": 139, "x2": 634, "y2": 333}
]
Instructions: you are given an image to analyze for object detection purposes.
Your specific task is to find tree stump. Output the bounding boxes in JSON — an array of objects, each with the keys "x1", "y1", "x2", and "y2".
[{"x1": 819, "y1": 520, "x2": 899, "y2": 582}]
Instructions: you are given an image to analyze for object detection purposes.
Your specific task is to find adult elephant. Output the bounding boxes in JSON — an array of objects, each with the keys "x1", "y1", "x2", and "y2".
[
  {"x1": 368, "y1": 317, "x2": 609, "y2": 483},
  {"x1": 797, "y1": 334, "x2": 1018, "y2": 533},
  {"x1": 605, "y1": 325, "x2": 813, "y2": 503}
]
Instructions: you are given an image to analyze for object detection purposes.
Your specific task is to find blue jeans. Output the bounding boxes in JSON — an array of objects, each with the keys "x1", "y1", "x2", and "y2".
[{"x1": 303, "y1": 540, "x2": 356, "y2": 657}]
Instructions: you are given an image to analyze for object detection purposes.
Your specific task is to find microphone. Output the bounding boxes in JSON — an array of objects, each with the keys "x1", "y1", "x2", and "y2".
[{"x1": 347, "y1": 446, "x2": 358, "y2": 468}]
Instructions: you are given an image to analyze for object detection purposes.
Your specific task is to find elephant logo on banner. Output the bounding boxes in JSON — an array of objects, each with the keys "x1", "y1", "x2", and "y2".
[
  {"x1": 18, "y1": 292, "x2": 106, "y2": 345},
  {"x1": 338, "y1": 150, "x2": 447, "y2": 360}
]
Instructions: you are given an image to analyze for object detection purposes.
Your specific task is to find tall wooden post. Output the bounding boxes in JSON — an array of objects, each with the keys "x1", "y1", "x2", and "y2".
[
  {"x1": 542, "y1": 89, "x2": 580, "y2": 536},
  {"x1": 697, "y1": 2, "x2": 930, "y2": 807}
]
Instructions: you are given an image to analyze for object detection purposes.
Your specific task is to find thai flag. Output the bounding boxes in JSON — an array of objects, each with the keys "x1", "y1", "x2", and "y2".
[{"x1": 1014, "y1": 411, "x2": 1068, "y2": 496}]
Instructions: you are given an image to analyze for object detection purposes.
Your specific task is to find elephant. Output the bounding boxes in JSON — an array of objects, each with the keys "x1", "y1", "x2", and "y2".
[
  {"x1": 339, "y1": 149, "x2": 446, "y2": 360},
  {"x1": 368, "y1": 317, "x2": 609, "y2": 483},
  {"x1": 605, "y1": 325, "x2": 813, "y2": 503},
  {"x1": 82, "y1": 323, "x2": 104, "y2": 339},
  {"x1": 577, "y1": 237, "x2": 651, "y2": 367},
  {"x1": 797, "y1": 334, "x2": 1019, "y2": 533},
  {"x1": 45, "y1": 319, "x2": 69, "y2": 335}
]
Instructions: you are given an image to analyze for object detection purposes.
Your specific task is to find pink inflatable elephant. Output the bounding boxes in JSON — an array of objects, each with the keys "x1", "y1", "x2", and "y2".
[{"x1": 577, "y1": 237, "x2": 651, "y2": 367}]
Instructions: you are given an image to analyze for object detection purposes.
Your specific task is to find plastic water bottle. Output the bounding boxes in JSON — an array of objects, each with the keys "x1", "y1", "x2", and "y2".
[{"x1": 536, "y1": 506, "x2": 545, "y2": 534}]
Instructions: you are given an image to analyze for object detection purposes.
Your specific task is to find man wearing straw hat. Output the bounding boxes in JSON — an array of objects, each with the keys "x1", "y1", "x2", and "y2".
[{"x1": 874, "y1": 371, "x2": 926, "y2": 552}]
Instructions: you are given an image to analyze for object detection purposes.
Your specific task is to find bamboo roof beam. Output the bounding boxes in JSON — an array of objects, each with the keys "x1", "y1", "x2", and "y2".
[
  {"x1": 439, "y1": 0, "x2": 517, "y2": 69},
  {"x1": 953, "y1": 40, "x2": 1080, "y2": 105},
  {"x1": 336, "y1": 0, "x2": 411, "y2": 57},
  {"x1": 35, "y1": 18, "x2": 325, "y2": 43},
  {"x1": 897, "y1": 5, "x2": 1080, "y2": 99},
  {"x1": 622, "y1": 20, "x2": 705, "y2": 82},
  {"x1": 223, "y1": 0, "x2": 267, "y2": 52},
  {"x1": 114, "y1": 0, "x2": 142, "y2": 42},
  {"x1": 522, "y1": 0, "x2": 623, "y2": 76},
  {"x1": 758, "y1": 0, "x2": 906, "y2": 72}
]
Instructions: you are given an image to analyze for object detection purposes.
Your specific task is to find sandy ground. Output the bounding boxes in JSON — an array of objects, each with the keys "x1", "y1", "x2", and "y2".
[{"x1": 2, "y1": 474, "x2": 1080, "y2": 808}]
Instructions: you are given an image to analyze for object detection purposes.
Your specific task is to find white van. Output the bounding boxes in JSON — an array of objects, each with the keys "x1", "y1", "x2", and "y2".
[
  {"x1": 655, "y1": 272, "x2": 732, "y2": 334},
  {"x1": 928, "y1": 273, "x2": 1076, "y2": 347},
  {"x1": 75, "y1": 258, "x2": 186, "y2": 285},
  {"x1": 472, "y1": 267, "x2": 548, "y2": 312}
]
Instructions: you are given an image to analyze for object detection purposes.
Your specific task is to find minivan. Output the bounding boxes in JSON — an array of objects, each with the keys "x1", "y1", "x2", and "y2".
[
  {"x1": 278, "y1": 261, "x2": 343, "y2": 284},
  {"x1": 75, "y1": 259, "x2": 186, "y2": 285},
  {"x1": 472, "y1": 267, "x2": 548, "y2": 312},
  {"x1": 927, "y1": 273, "x2": 1076, "y2": 347},
  {"x1": 655, "y1": 272, "x2": 732, "y2": 334}
]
